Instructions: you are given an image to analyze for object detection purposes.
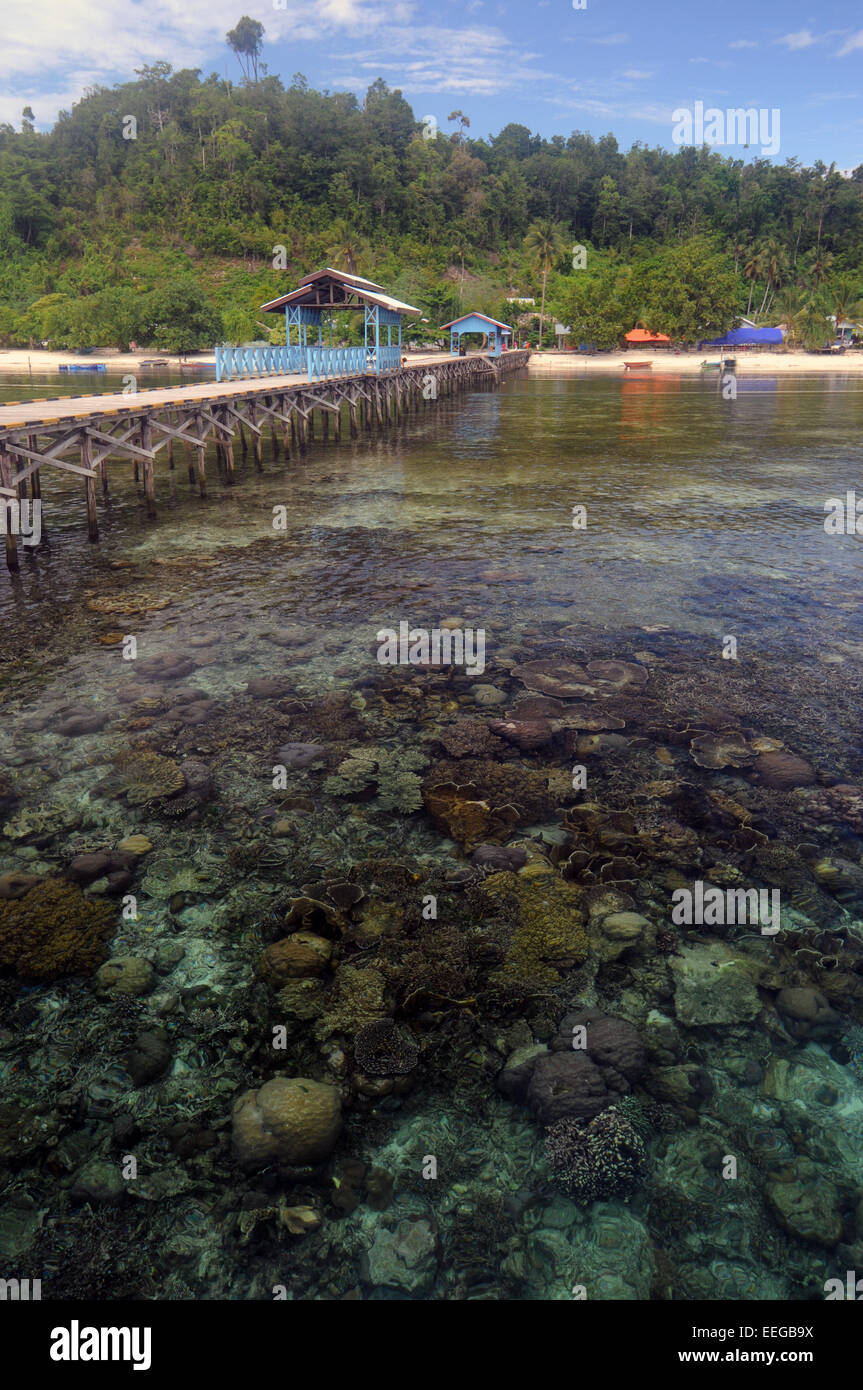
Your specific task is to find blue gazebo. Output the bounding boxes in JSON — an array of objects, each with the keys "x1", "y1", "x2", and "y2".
[
  {"x1": 440, "y1": 312, "x2": 514, "y2": 358},
  {"x1": 215, "y1": 267, "x2": 421, "y2": 382}
]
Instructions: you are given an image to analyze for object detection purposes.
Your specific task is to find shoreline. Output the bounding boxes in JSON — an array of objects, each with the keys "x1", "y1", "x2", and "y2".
[
  {"x1": 0, "y1": 348, "x2": 216, "y2": 374},
  {"x1": 525, "y1": 349, "x2": 863, "y2": 375},
  {"x1": 2, "y1": 346, "x2": 863, "y2": 378}
]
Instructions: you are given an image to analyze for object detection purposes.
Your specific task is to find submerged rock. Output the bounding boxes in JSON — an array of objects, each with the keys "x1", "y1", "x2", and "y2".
[
  {"x1": 367, "y1": 1218, "x2": 438, "y2": 1294},
  {"x1": 670, "y1": 943, "x2": 762, "y2": 1026},
  {"x1": 232, "y1": 1077, "x2": 342, "y2": 1169},
  {"x1": 126, "y1": 1030, "x2": 172, "y2": 1086},
  {"x1": 471, "y1": 843, "x2": 528, "y2": 872},
  {"x1": 276, "y1": 743, "x2": 325, "y2": 769},
  {"x1": 775, "y1": 987, "x2": 840, "y2": 1040},
  {"x1": 95, "y1": 956, "x2": 155, "y2": 996},
  {"x1": 765, "y1": 1160, "x2": 843, "y2": 1247}
]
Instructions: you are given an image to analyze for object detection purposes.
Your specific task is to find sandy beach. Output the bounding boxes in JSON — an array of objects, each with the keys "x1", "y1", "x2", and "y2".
[
  {"x1": 2, "y1": 346, "x2": 862, "y2": 377},
  {"x1": 0, "y1": 348, "x2": 216, "y2": 373},
  {"x1": 526, "y1": 349, "x2": 863, "y2": 374}
]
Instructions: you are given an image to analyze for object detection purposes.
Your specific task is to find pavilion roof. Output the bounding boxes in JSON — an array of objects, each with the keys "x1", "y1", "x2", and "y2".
[
  {"x1": 440, "y1": 311, "x2": 514, "y2": 332},
  {"x1": 261, "y1": 267, "x2": 420, "y2": 316},
  {"x1": 624, "y1": 327, "x2": 671, "y2": 343}
]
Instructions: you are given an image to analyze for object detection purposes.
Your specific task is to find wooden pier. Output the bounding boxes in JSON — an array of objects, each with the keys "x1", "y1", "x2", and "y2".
[{"x1": 0, "y1": 351, "x2": 528, "y2": 572}]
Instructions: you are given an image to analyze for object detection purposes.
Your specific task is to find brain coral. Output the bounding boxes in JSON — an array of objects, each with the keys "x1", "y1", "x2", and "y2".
[
  {"x1": 480, "y1": 867, "x2": 588, "y2": 984},
  {"x1": 0, "y1": 879, "x2": 115, "y2": 980}
]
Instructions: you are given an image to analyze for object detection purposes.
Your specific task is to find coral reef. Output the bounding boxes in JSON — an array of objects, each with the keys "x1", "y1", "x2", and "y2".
[
  {"x1": 545, "y1": 1107, "x2": 647, "y2": 1202},
  {"x1": 232, "y1": 1077, "x2": 342, "y2": 1168},
  {"x1": 98, "y1": 744, "x2": 186, "y2": 805},
  {"x1": 324, "y1": 746, "x2": 428, "y2": 813},
  {"x1": 353, "y1": 1020, "x2": 420, "y2": 1075},
  {"x1": 479, "y1": 867, "x2": 588, "y2": 984},
  {"x1": 0, "y1": 879, "x2": 115, "y2": 980}
]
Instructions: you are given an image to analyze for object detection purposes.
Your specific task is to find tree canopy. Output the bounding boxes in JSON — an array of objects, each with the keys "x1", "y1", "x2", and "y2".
[{"x1": 0, "y1": 52, "x2": 860, "y2": 350}]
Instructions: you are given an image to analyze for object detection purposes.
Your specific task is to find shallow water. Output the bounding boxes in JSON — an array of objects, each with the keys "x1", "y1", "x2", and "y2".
[{"x1": 3, "y1": 371, "x2": 863, "y2": 1301}]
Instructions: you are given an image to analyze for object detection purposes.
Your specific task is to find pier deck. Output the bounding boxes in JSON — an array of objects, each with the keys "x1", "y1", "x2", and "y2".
[{"x1": 0, "y1": 350, "x2": 528, "y2": 571}]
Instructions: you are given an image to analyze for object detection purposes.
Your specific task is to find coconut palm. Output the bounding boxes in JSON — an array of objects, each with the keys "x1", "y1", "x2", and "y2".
[
  {"x1": 757, "y1": 239, "x2": 787, "y2": 319},
  {"x1": 806, "y1": 248, "x2": 835, "y2": 287},
  {"x1": 827, "y1": 275, "x2": 863, "y2": 338},
  {"x1": 325, "y1": 224, "x2": 367, "y2": 276},
  {"x1": 772, "y1": 286, "x2": 803, "y2": 339},
  {"x1": 523, "y1": 219, "x2": 567, "y2": 348},
  {"x1": 743, "y1": 246, "x2": 762, "y2": 317}
]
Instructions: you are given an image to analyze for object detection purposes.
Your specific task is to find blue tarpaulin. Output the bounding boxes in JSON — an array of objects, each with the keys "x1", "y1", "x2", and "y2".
[{"x1": 699, "y1": 326, "x2": 784, "y2": 347}]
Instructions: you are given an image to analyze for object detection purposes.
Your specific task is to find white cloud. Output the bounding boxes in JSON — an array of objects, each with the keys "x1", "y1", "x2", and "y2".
[
  {"x1": 591, "y1": 33, "x2": 629, "y2": 45},
  {"x1": 622, "y1": 70, "x2": 653, "y2": 80},
  {"x1": 729, "y1": 40, "x2": 758, "y2": 49},
  {"x1": 545, "y1": 94, "x2": 671, "y2": 124},
  {"x1": 334, "y1": 23, "x2": 558, "y2": 97},
  {"x1": 775, "y1": 29, "x2": 818, "y2": 50},
  {"x1": 0, "y1": 0, "x2": 413, "y2": 121},
  {"x1": 837, "y1": 29, "x2": 863, "y2": 56}
]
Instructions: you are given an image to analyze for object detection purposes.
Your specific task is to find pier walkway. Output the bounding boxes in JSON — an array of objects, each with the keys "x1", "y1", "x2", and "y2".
[{"x1": 0, "y1": 350, "x2": 528, "y2": 571}]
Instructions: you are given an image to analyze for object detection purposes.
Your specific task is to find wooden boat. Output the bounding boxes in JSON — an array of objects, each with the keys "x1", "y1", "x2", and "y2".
[
  {"x1": 139, "y1": 358, "x2": 169, "y2": 368},
  {"x1": 623, "y1": 360, "x2": 652, "y2": 372},
  {"x1": 700, "y1": 360, "x2": 721, "y2": 371}
]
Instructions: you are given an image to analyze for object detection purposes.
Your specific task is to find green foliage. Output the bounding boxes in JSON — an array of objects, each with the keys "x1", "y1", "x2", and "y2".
[
  {"x1": 143, "y1": 279, "x2": 223, "y2": 352},
  {"x1": 0, "y1": 62, "x2": 860, "y2": 351},
  {"x1": 628, "y1": 237, "x2": 740, "y2": 341},
  {"x1": 558, "y1": 255, "x2": 632, "y2": 349}
]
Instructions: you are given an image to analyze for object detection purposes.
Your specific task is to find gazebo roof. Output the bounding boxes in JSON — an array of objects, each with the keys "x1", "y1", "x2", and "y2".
[
  {"x1": 440, "y1": 311, "x2": 514, "y2": 333},
  {"x1": 261, "y1": 267, "x2": 420, "y2": 316}
]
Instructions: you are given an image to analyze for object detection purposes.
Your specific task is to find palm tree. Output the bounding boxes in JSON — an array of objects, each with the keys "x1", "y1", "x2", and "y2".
[
  {"x1": 772, "y1": 286, "x2": 802, "y2": 339},
  {"x1": 743, "y1": 246, "x2": 762, "y2": 317},
  {"x1": 325, "y1": 224, "x2": 366, "y2": 276},
  {"x1": 523, "y1": 220, "x2": 567, "y2": 348},
  {"x1": 757, "y1": 239, "x2": 787, "y2": 319},
  {"x1": 807, "y1": 248, "x2": 835, "y2": 287},
  {"x1": 827, "y1": 275, "x2": 863, "y2": 339}
]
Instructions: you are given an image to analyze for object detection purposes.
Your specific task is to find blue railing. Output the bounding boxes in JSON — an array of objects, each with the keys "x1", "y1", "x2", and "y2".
[
  {"x1": 214, "y1": 342, "x2": 405, "y2": 383},
  {"x1": 374, "y1": 346, "x2": 402, "y2": 373},
  {"x1": 215, "y1": 344, "x2": 305, "y2": 382},
  {"x1": 307, "y1": 346, "x2": 367, "y2": 381}
]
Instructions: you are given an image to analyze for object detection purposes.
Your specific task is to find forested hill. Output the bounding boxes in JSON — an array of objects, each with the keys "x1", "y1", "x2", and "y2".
[{"x1": 2, "y1": 59, "x2": 862, "y2": 351}]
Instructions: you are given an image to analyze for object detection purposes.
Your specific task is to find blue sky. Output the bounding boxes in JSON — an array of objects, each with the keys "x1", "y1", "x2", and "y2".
[{"x1": 4, "y1": 0, "x2": 863, "y2": 168}]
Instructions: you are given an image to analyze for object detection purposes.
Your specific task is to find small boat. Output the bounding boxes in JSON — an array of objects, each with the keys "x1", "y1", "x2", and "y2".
[
  {"x1": 59, "y1": 363, "x2": 107, "y2": 372},
  {"x1": 139, "y1": 358, "x2": 170, "y2": 368},
  {"x1": 623, "y1": 360, "x2": 652, "y2": 372},
  {"x1": 700, "y1": 359, "x2": 721, "y2": 371}
]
